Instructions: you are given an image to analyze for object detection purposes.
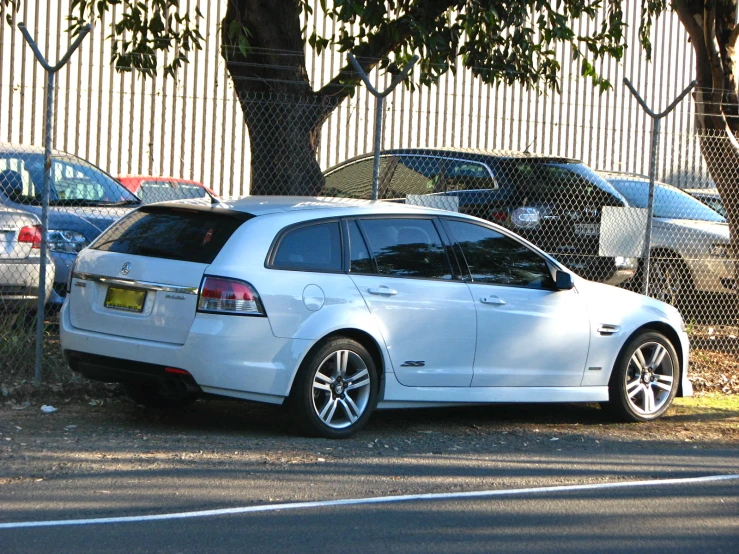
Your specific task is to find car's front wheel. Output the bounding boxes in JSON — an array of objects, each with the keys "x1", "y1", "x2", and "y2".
[
  {"x1": 289, "y1": 337, "x2": 378, "y2": 438},
  {"x1": 606, "y1": 331, "x2": 679, "y2": 422}
]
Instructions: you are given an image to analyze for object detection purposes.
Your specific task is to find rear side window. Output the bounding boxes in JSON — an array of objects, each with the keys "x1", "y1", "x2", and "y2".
[
  {"x1": 92, "y1": 207, "x2": 247, "y2": 263},
  {"x1": 272, "y1": 221, "x2": 343, "y2": 271}
]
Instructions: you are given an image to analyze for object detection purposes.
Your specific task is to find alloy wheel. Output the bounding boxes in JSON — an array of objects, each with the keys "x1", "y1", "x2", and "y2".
[
  {"x1": 311, "y1": 349, "x2": 372, "y2": 429},
  {"x1": 624, "y1": 341, "x2": 676, "y2": 416}
]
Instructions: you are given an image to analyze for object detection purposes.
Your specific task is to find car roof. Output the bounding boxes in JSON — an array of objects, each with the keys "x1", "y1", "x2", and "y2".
[
  {"x1": 118, "y1": 175, "x2": 204, "y2": 185},
  {"x1": 684, "y1": 187, "x2": 720, "y2": 196},
  {"x1": 211, "y1": 196, "x2": 451, "y2": 218},
  {"x1": 325, "y1": 148, "x2": 580, "y2": 171},
  {"x1": 0, "y1": 142, "x2": 68, "y2": 157},
  {"x1": 598, "y1": 171, "x2": 680, "y2": 190}
]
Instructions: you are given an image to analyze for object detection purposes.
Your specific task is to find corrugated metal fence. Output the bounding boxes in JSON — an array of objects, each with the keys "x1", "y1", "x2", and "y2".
[{"x1": 0, "y1": 2, "x2": 709, "y2": 194}]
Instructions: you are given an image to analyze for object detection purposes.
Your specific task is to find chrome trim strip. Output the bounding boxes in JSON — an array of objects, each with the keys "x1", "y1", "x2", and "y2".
[{"x1": 73, "y1": 272, "x2": 199, "y2": 295}]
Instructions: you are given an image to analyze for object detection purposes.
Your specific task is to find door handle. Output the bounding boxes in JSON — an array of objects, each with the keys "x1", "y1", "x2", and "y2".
[
  {"x1": 480, "y1": 296, "x2": 506, "y2": 305},
  {"x1": 368, "y1": 286, "x2": 397, "y2": 296}
]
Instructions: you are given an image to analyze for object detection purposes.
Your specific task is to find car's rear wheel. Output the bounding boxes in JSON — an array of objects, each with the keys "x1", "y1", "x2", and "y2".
[
  {"x1": 289, "y1": 337, "x2": 378, "y2": 439},
  {"x1": 605, "y1": 331, "x2": 679, "y2": 422},
  {"x1": 126, "y1": 383, "x2": 199, "y2": 409}
]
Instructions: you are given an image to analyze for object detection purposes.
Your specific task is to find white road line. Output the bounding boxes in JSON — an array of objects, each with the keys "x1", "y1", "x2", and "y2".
[{"x1": 1, "y1": 473, "x2": 738, "y2": 530}]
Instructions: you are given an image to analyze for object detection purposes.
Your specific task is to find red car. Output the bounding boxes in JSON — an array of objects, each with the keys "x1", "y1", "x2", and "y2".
[{"x1": 117, "y1": 176, "x2": 219, "y2": 204}]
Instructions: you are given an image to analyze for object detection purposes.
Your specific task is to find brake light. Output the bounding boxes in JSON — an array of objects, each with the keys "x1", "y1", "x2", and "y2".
[
  {"x1": 197, "y1": 276, "x2": 265, "y2": 316},
  {"x1": 66, "y1": 258, "x2": 79, "y2": 294},
  {"x1": 490, "y1": 211, "x2": 508, "y2": 223},
  {"x1": 18, "y1": 225, "x2": 42, "y2": 248}
]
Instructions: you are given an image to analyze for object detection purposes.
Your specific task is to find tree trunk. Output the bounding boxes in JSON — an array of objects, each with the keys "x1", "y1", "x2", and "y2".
[
  {"x1": 221, "y1": 0, "x2": 332, "y2": 196},
  {"x1": 221, "y1": 0, "x2": 452, "y2": 196},
  {"x1": 675, "y1": 2, "x2": 739, "y2": 280}
]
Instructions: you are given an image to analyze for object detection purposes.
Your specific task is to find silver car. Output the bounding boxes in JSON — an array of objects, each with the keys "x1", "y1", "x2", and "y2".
[
  {"x1": 0, "y1": 206, "x2": 54, "y2": 312},
  {"x1": 600, "y1": 173, "x2": 733, "y2": 305}
]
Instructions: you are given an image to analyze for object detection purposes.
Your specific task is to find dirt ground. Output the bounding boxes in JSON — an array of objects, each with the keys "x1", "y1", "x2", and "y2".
[
  {"x1": 1, "y1": 328, "x2": 737, "y2": 485},
  {"x1": 1, "y1": 384, "x2": 738, "y2": 489}
]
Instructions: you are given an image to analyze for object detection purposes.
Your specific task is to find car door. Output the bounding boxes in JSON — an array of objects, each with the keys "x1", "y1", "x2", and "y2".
[
  {"x1": 444, "y1": 218, "x2": 591, "y2": 387},
  {"x1": 347, "y1": 217, "x2": 477, "y2": 387}
]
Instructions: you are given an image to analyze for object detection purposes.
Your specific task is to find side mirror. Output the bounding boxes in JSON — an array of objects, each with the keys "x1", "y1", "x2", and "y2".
[{"x1": 555, "y1": 270, "x2": 575, "y2": 290}]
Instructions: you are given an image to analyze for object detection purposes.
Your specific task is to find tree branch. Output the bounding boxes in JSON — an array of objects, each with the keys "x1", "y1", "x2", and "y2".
[{"x1": 315, "y1": 0, "x2": 453, "y2": 109}]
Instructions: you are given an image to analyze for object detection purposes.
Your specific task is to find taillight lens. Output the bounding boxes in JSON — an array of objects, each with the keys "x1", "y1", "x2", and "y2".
[
  {"x1": 18, "y1": 225, "x2": 42, "y2": 248},
  {"x1": 67, "y1": 257, "x2": 79, "y2": 294},
  {"x1": 197, "y1": 276, "x2": 265, "y2": 316}
]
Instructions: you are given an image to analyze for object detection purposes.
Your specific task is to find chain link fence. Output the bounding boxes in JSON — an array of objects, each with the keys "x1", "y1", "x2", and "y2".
[{"x1": 1, "y1": 93, "x2": 737, "y2": 388}]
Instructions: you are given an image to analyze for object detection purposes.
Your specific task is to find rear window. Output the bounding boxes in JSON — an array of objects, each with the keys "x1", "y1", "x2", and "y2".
[{"x1": 91, "y1": 207, "x2": 249, "y2": 263}]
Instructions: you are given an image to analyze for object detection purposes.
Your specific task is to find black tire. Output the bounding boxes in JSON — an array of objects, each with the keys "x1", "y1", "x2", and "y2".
[
  {"x1": 126, "y1": 383, "x2": 199, "y2": 409},
  {"x1": 605, "y1": 331, "x2": 679, "y2": 422},
  {"x1": 288, "y1": 336, "x2": 378, "y2": 439},
  {"x1": 647, "y1": 254, "x2": 693, "y2": 309}
]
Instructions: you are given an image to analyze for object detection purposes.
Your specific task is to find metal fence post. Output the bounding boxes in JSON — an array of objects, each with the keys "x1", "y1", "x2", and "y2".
[
  {"x1": 623, "y1": 78, "x2": 696, "y2": 296},
  {"x1": 18, "y1": 22, "x2": 91, "y2": 385},
  {"x1": 348, "y1": 54, "x2": 419, "y2": 200}
]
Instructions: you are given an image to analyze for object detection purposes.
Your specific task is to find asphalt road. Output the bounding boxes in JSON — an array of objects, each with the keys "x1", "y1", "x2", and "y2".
[
  {"x1": 1, "y1": 477, "x2": 737, "y2": 553},
  {"x1": 1, "y1": 399, "x2": 738, "y2": 552}
]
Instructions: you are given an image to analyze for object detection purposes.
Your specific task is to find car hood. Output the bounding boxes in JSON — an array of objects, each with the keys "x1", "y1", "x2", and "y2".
[
  {"x1": 653, "y1": 218, "x2": 730, "y2": 240},
  {"x1": 19, "y1": 205, "x2": 134, "y2": 240}
]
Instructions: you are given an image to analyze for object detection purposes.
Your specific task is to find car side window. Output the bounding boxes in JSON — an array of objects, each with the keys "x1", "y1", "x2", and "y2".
[
  {"x1": 387, "y1": 156, "x2": 443, "y2": 197},
  {"x1": 323, "y1": 158, "x2": 390, "y2": 199},
  {"x1": 443, "y1": 160, "x2": 498, "y2": 191},
  {"x1": 446, "y1": 219, "x2": 555, "y2": 289},
  {"x1": 273, "y1": 221, "x2": 342, "y2": 272},
  {"x1": 358, "y1": 218, "x2": 452, "y2": 280},
  {"x1": 348, "y1": 220, "x2": 374, "y2": 273}
]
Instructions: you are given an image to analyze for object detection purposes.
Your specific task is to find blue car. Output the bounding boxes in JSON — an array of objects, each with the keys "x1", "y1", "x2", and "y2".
[{"x1": 0, "y1": 143, "x2": 140, "y2": 306}]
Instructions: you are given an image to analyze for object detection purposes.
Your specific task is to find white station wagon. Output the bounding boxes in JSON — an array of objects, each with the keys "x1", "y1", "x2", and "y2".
[{"x1": 60, "y1": 197, "x2": 692, "y2": 438}]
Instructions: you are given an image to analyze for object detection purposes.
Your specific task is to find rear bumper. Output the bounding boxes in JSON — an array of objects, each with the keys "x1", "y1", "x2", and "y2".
[
  {"x1": 60, "y1": 301, "x2": 312, "y2": 401},
  {"x1": 0, "y1": 257, "x2": 55, "y2": 311},
  {"x1": 65, "y1": 350, "x2": 201, "y2": 394}
]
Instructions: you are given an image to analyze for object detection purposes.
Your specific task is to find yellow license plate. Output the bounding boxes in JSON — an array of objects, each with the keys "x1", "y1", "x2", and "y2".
[{"x1": 104, "y1": 286, "x2": 146, "y2": 312}]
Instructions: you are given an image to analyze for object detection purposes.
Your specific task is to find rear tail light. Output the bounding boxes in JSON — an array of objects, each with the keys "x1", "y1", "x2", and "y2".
[
  {"x1": 66, "y1": 258, "x2": 79, "y2": 294},
  {"x1": 197, "y1": 275, "x2": 265, "y2": 316},
  {"x1": 489, "y1": 211, "x2": 508, "y2": 223},
  {"x1": 18, "y1": 225, "x2": 42, "y2": 248}
]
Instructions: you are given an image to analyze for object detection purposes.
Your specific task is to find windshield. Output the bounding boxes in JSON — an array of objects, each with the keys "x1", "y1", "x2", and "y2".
[
  {"x1": 608, "y1": 180, "x2": 726, "y2": 222},
  {"x1": 496, "y1": 160, "x2": 629, "y2": 207},
  {"x1": 0, "y1": 153, "x2": 139, "y2": 207}
]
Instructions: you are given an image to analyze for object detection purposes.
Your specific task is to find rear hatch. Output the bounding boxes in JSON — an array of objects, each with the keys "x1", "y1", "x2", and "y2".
[
  {"x1": 68, "y1": 204, "x2": 252, "y2": 344},
  {"x1": 0, "y1": 208, "x2": 39, "y2": 260}
]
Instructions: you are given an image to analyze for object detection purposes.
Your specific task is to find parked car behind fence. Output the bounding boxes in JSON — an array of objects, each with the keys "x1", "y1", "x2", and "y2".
[
  {"x1": 0, "y1": 206, "x2": 54, "y2": 314},
  {"x1": 0, "y1": 143, "x2": 141, "y2": 307},
  {"x1": 118, "y1": 175, "x2": 218, "y2": 204},
  {"x1": 600, "y1": 173, "x2": 733, "y2": 307},
  {"x1": 324, "y1": 148, "x2": 638, "y2": 286}
]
